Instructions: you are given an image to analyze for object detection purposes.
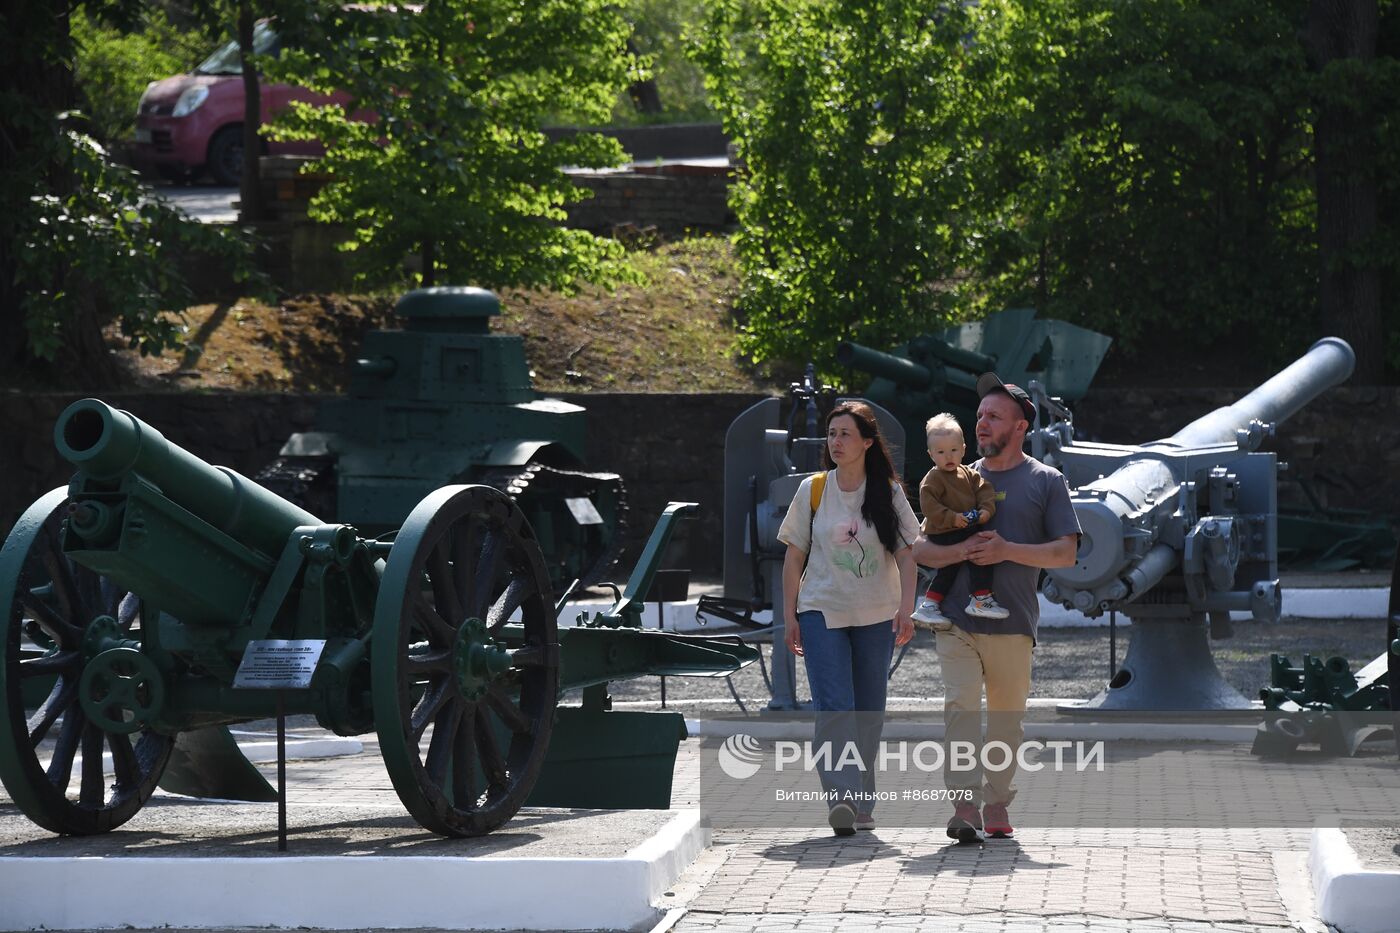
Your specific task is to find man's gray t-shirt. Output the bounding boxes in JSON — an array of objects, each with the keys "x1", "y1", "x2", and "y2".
[{"x1": 939, "y1": 456, "x2": 1081, "y2": 641}]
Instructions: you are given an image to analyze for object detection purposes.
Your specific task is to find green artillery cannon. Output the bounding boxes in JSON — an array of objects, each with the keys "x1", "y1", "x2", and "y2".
[
  {"x1": 0, "y1": 399, "x2": 755, "y2": 836},
  {"x1": 836, "y1": 307, "x2": 1111, "y2": 484},
  {"x1": 1035, "y1": 338, "x2": 1355, "y2": 712},
  {"x1": 257, "y1": 286, "x2": 625, "y2": 591},
  {"x1": 1251, "y1": 652, "x2": 1392, "y2": 756},
  {"x1": 1253, "y1": 550, "x2": 1400, "y2": 756}
]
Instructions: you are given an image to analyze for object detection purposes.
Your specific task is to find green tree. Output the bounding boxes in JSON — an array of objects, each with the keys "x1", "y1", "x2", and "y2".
[
  {"x1": 962, "y1": 0, "x2": 1321, "y2": 358},
  {"x1": 702, "y1": 0, "x2": 1398, "y2": 378},
  {"x1": 271, "y1": 0, "x2": 639, "y2": 291},
  {"x1": 696, "y1": 0, "x2": 978, "y2": 368},
  {"x1": 0, "y1": 0, "x2": 254, "y2": 387}
]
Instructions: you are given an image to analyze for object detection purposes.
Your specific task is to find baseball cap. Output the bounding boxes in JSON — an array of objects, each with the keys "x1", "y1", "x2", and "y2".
[{"x1": 976, "y1": 372, "x2": 1036, "y2": 423}]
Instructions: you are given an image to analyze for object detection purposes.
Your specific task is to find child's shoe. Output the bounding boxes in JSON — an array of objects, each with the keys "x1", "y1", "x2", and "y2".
[
  {"x1": 911, "y1": 596, "x2": 952, "y2": 631},
  {"x1": 965, "y1": 594, "x2": 1011, "y2": 620}
]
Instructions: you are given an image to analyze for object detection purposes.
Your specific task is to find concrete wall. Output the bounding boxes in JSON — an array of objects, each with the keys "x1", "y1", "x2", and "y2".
[{"x1": 2, "y1": 387, "x2": 1392, "y2": 580}]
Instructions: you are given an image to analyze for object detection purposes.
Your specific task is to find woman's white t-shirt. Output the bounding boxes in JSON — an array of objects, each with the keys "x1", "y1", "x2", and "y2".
[{"x1": 776, "y1": 470, "x2": 920, "y2": 628}]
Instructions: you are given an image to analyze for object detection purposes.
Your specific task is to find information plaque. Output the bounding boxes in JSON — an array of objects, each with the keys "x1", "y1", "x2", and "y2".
[{"x1": 233, "y1": 640, "x2": 326, "y2": 690}]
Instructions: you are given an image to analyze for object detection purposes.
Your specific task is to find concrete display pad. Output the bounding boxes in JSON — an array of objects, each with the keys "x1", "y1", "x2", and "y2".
[
  {"x1": 1310, "y1": 827, "x2": 1400, "y2": 933},
  {"x1": 0, "y1": 799, "x2": 706, "y2": 931}
]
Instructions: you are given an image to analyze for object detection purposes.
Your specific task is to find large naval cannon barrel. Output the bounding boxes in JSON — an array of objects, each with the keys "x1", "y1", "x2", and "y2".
[
  {"x1": 1, "y1": 399, "x2": 754, "y2": 837},
  {"x1": 1037, "y1": 338, "x2": 1355, "y2": 712},
  {"x1": 1167, "y1": 337, "x2": 1354, "y2": 447}
]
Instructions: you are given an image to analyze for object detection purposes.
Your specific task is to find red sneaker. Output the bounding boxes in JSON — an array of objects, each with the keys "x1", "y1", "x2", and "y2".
[
  {"x1": 983, "y1": 802, "x2": 1013, "y2": 838},
  {"x1": 946, "y1": 802, "x2": 984, "y2": 843}
]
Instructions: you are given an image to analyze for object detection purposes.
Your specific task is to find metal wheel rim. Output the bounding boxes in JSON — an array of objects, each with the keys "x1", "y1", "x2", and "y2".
[
  {"x1": 372, "y1": 484, "x2": 558, "y2": 836},
  {"x1": 0, "y1": 488, "x2": 172, "y2": 834}
]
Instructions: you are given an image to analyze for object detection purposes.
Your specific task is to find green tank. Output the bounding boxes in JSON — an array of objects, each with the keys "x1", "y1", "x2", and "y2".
[
  {"x1": 258, "y1": 286, "x2": 625, "y2": 589},
  {"x1": 835, "y1": 307, "x2": 1112, "y2": 485}
]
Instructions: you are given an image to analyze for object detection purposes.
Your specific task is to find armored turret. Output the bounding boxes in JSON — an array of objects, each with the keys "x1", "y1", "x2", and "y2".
[{"x1": 259, "y1": 287, "x2": 625, "y2": 589}]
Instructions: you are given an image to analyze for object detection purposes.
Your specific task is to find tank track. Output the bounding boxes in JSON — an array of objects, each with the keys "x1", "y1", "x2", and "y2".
[
  {"x1": 253, "y1": 455, "x2": 337, "y2": 521},
  {"x1": 254, "y1": 456, "x2": 627, "y2": 591},
  {"x1": 482, "y1": 463, "x2": 628, "y2": 592}
]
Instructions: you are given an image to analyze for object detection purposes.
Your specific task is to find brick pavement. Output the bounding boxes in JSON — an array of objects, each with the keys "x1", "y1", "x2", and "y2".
[
  {"x1": 665, "y1": 739, "x2": 1321, "y2": 933},
  {"x1": 2, "y1": 726, "x2": 1327, "y2": 931}
]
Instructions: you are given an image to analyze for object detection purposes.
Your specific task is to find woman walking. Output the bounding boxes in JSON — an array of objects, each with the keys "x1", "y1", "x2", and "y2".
[{"x1": 778, "y1": 401, "x2": 919, "y2": 835}]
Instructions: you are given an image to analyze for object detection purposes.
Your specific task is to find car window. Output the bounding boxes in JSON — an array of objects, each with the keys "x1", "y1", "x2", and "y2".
[{"x1": 195, "y1": 21, "x2": 282, "y2": 76}]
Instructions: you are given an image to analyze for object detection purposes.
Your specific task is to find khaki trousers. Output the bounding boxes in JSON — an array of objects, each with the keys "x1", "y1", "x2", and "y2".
[{"x1": 935, "y1": 627, "x2": 1033, "y2": 807}]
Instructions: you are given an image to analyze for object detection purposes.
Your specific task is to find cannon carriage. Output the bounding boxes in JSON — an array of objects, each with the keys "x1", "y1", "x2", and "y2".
[
  {"x1": 1, "y1": 399, "x2": 754, "y2": 837},
  {"x1": 1032, "y1": 338, "x2": 1356, "y2": 712}
]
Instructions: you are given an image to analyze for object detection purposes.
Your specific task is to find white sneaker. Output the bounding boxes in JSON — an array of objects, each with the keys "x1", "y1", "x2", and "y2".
[
  {"x1": 911, "y1": 596, "x2": 951, "y2": 631},
  {"x1": 966, "y1": 594, "x2": 1011, "y2": 620}
]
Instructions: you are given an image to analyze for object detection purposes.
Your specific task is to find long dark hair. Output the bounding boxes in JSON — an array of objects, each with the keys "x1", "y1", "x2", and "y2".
[{"x1": 821, "y1": 401, "x2": 906, "y2": 553}]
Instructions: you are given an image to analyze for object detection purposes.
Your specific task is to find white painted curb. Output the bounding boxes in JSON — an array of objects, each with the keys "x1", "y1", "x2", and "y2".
[
  {"x1": 685, "y1": 717, "x2": 1255, "y2": 744},
  {"x1": 1309, "y1": 827, "x2": 1400, "y2": 933},
  {"x1": 581, "y1": 586, "x2": 1391, "y2": 632},
  {"x1": 0, "y1": 809, "x2": 707, "y2": 931},
  {"x1": 230, "y1": 733, "x2": 364, "y2": 762}
]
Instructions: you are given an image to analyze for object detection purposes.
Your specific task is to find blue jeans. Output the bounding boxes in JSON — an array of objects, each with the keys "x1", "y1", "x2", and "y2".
[{"x1": 797, "y1": 610, "x2": 895, "y2": 815}]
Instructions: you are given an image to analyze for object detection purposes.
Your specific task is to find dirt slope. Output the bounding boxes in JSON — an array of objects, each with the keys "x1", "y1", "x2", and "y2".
[{"x1": 121, "y1": 237, "x2": 769, "y2": 394}]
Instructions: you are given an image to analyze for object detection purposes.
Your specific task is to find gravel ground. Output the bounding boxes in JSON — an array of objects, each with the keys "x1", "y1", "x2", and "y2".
[
  {"x1": 1345, "y1": 826, "x2": 1400, "y2": 870},
  {"x1": 605, "y1": 618, "x2": 1392, "y2": 709}
]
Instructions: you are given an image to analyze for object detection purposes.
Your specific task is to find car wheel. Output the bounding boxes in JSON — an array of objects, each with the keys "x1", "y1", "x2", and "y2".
[{"x1": 206, "y1": 125, "x2": 243, "y2": 187}]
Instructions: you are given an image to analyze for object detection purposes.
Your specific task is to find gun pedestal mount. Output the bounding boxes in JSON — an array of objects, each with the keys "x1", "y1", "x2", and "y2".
[{"x1": 1037, "y1": 338, "x2": 1356, "y2": 715}]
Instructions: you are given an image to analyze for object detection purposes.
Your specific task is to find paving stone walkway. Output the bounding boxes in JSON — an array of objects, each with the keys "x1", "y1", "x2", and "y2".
[
  {"x1": 1, "y1": 724, "x2": 1333, "y2": 932},
  {"x1": 661, "y1": 735, "x2": 1323, "y2": 933}
]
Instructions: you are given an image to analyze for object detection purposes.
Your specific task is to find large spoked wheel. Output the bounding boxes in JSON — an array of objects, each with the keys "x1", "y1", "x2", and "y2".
[
  {"x1": 373, "y1": 485, "x2": 559, "y2": 836},
  {"x1": 0, "y1": 488, "x2": 173, "y2": 834}
]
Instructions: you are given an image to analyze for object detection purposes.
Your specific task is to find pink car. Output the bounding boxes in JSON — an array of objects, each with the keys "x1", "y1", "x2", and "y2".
[{"x1": 133, "y1": 21, "x2": 342, "y2": 186}]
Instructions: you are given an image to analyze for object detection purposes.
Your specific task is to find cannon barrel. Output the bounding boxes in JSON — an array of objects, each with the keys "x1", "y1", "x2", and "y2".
[
  {"x1": 1050, "y1": 338, "x2": 1354, "y2": 606},
  {"x1": 909, "y1": 334, "x2": 998, "y2": 376},
  {"x1": 835, "y1": 341, "x2": 934, "y2": 389},
  {"x1": 55, "y1": 398, "x2": 320, "y2": 558},
  {"x1": 1160, "y1": 338, "x2": 1355, "y2": 449}
]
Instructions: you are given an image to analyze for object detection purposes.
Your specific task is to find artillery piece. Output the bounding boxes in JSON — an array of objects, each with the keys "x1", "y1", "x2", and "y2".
[
  {"x1": 0, "y1": 399, "x2": 754, "y2": 836},
  {"x1": 257, "y1": 286, "x2": 625, "y2": 591},
  {"x1": 708, "y1": 367, "x2": 904, "y2": 709},
  {"x1": 836, "y1": 307, "x2": 1111, "y2": 485},
  {"x1": 1034, "y1": 338, "x2": 1355, "y2": 712}
]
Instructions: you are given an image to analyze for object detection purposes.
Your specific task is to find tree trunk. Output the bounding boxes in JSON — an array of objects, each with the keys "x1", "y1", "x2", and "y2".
[
  {"x1": 625, "y1": 38, "x2": 663, "y2": 114},
  {"x1": 1306, "y1": 0, "x2": 1382, "y2": 382},
  {"x1": 238, "y1": 1, "x2": 264, "y2": 222},
  {"x1": 0, "y1": 0, "x2": 122, "y2": 387}
]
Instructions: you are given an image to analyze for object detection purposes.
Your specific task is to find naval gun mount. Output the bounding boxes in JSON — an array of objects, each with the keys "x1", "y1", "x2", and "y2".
[
  {"x1": 708, "y1": 366, "x2": 905, "y2": 710},
  {"x1": 1032, "y1": 338, "x2": 1357, "y2": 714}
]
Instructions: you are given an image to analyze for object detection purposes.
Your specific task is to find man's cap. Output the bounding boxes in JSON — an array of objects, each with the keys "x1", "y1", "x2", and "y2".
[{"x1": 976, "y1": 372, "x2": 1036, "y2": 423}]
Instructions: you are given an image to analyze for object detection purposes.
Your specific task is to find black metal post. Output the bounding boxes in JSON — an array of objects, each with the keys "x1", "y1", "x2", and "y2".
[
  {"x1": 1109, "y1": 610, "x2": 1118, "y2": 679},
  {"x1": 657, "y1": 599, "x2": 667, "y2": 709},
  {"x1": 277, "y1": 691, "x2": 287, "y2": 852}
]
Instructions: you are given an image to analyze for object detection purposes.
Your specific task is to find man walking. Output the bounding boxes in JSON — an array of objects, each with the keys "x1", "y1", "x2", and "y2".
[{"x1": 914, "y1": 373, "x2": 1080, "y2": 842}]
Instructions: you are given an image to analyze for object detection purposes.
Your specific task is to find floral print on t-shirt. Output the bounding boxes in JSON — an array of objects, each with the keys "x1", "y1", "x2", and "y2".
[{"x1": 829, "y1": 514, "x2": 880, "y2": 578}]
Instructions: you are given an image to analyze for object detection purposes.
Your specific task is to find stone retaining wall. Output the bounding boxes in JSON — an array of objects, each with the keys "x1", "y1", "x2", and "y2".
[{"x1": 2, "y1": 387, "x2": 1392, "y2": 579}]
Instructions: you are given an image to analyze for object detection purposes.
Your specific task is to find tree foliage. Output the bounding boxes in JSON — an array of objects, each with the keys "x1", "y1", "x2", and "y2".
[
  {"x1": 1, "y1": 0, "x2": 256, "y2": 387},
  {"x1": 696, "y1": 0, "x2": 980, "y2": 365},
  {"x1": 270, "y1": 0, "x2": 640, "y2": 291},
  {"x1": 701, "y1": 0, "x2": 1400, "y2": 379},
  {"x1": 71, "y1": 5, "x2": 210, "y2": 145}
]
